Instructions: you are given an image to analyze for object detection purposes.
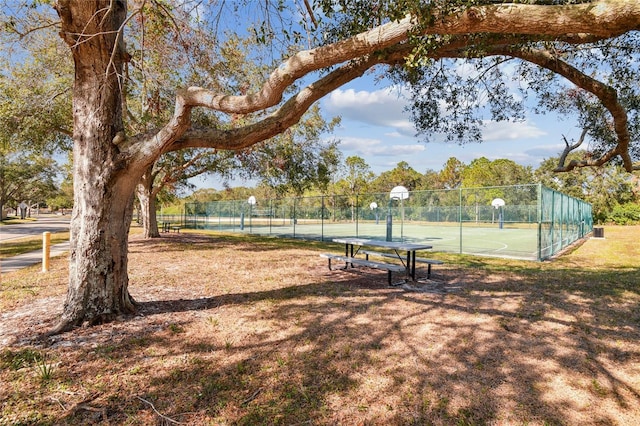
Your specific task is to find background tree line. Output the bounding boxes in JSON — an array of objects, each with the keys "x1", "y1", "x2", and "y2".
[
  {"x1": 4, "y1": 145, "x2": 636, "y2": 226},
  {"x1": 178, "y1": 152, "x2": 640, "y2": 225}
]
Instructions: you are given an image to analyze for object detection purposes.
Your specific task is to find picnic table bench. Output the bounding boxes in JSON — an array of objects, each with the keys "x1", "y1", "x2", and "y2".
[
  {"x1": 162, "y1": 222, "x2": 181, "y2": 233},
  {"x1": 319, "y1": 253, "x2": 406, "y2": 285},
  {"x1": 360, "y1": 250, "x2": 444, "y2": 279}
]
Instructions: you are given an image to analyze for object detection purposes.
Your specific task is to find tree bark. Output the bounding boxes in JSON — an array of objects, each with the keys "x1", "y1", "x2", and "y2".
[{"x1": 53, "y1": 0, "x2": 140, "y2": 331}]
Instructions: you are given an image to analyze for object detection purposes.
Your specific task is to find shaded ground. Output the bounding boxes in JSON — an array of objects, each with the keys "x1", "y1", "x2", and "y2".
[{"x1": 1, "y1": 227, "x2": 639, "y2": 425}]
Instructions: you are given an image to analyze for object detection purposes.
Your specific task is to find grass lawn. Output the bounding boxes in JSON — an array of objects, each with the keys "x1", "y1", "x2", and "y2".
[{"x1": 1, "y1": 226, "x2": 639, "y2": 425}]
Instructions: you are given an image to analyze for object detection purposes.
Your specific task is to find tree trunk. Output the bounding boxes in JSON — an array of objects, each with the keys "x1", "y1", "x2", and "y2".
[
  {"x1": 136, "y1": 166, "x2": 161, "y2": 239},
  {"x1": 53, "y1": 0, "x2": 140, "y2": 331},
  {"x1": 59, "y1": 185, "x2": 137, "y2": 328}
]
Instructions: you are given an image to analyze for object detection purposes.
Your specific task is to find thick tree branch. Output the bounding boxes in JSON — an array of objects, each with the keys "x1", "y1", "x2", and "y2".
[
  {"x1": 175, "y1": 16, "x2": 415, "y2": 115},
  {"x1": 167, "y1": 57, "x2": 378, "y2": 152},
  {"x1": 385, "y1": 35, "x2": 640, "y2": 172},
  {"x1": 448, "y1": 0, "x2": 640, "y2": 38},
  {"x1": 411, "y1": 33, "x2": 638, "y2": 172},
  {"x1": 493, "y1": 46, "x2": 637, "y2": 171}
]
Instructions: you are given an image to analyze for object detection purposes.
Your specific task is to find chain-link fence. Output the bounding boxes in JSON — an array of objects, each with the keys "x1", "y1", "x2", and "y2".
[{"x1": 180, "y1": 184, "x2": 592, "y2": 260}]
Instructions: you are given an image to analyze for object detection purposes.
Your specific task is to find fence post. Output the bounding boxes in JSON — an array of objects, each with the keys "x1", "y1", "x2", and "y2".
[
  {"x1": 269, "y1": 199, "x2": 273, "y2": 236},
  {"x1": 386, "y1": 197, "x2": 392, "y2": 241},
  {"x1": 355, "y1": 194, "x2": 359, "y2": 237},
  {"x1": 537, "y1": 184, "x2": 542, "y2": 261},
  {"x1": 293, "y1": 198, "x2": 297, "y2": 238},
  {"x1": 459, "y1": 188, "x2": 463, "y2": 254},
  {"x1": 321, "y1": 196, "x2": 324, "y2": 241}
]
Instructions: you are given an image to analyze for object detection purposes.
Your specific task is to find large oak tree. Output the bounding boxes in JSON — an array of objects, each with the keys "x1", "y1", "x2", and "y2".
[{"x1": 6, "y1": 0, "x2": 639, "y2": 331}]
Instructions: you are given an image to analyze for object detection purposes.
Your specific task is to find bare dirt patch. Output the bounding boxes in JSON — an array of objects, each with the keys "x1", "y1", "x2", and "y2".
[{"x1": 1, "y1": 229, "x2": 639, "y2": 425}]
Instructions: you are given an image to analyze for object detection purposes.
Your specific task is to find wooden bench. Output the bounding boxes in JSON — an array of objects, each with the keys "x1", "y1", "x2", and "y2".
[
  {"x1": 171, "y1": 226, "x2": 181, "y2": 233},
  {"x1": 361, "y1": 250, "x2": 444, "y2": 279},
  {"x1": 320, "y1": 253, "x2": 406, "y2": 285}
]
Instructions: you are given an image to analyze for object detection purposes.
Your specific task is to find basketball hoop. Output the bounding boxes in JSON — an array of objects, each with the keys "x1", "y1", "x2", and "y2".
[
  {"x1": 491, "y1": 198, "x2": 505, "y2": 209},
  {"x1": 390, "y1": 186, "x2": 409, "y2": 200}
]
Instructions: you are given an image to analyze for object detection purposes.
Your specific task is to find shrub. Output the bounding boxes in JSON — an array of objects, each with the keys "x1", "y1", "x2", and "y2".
[{"x1": 607, "y1": 202, "x2": 640, "y2": 225}]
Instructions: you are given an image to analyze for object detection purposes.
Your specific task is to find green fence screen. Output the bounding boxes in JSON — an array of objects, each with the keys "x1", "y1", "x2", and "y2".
[{"x1": 179, "y1": 184, "x2": 592, "y2": 261}]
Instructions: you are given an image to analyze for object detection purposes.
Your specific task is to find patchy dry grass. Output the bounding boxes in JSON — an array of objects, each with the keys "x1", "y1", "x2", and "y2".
[{"x1": 1, "y1": 227, "x2": 639, "y2": 425}]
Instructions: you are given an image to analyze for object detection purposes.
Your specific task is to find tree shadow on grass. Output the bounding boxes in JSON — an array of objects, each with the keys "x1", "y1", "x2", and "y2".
[
  {"x1": 36, "y1": 263, "x2": 639, "y2": 425},
  {"x1": 7, "y1": 231, "x2": 637, "y2": 424}
]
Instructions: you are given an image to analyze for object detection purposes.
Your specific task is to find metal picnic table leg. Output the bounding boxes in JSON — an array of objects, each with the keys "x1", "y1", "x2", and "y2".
[
  {"x1": 408, "y1": 250, "x2": 416, "y2": 280},
  {"x1": 400, "y1": 250, "x2": 416, "y2": 281},
  {"x1": 345, "y1": 244, "x2": 355, "y2": 268}
]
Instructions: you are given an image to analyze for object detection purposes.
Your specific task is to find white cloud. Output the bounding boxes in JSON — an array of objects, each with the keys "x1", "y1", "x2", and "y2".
[
  {"x1": 524, "y1": 144, "x2": 565, "y2": 159},
  {"x1": 338, "y1": 137, "x2": 425, "y2": 157},
  {"x1": 384, "y1": 131, "x2": 404, "y2": 138},
  {"x1": 462, "y1": 143, "x2": 565, "y2": 167},
  {"x1": 325, "y1": 87, "x2": 416, "y2": 136},
  {"x1": 481, "y1": 120, "x2": 547, "y2": 141}
]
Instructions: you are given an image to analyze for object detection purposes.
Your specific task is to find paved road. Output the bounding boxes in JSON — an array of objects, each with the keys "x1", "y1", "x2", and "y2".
[
  {"x1": 0, "y1": 216, "x2": 70, "y2": 242},
  {"x1": 1, "y1": 216, "x2": 71, "y2": 275}
]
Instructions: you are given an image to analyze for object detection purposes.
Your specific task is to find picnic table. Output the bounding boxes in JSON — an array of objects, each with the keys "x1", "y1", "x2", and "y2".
[
  {"x1": 161, "y1": 222, "x2": 181, "y2": 233},
  {"x1": 321, "y1": 237, "x2": 438, "y2": 285}
]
